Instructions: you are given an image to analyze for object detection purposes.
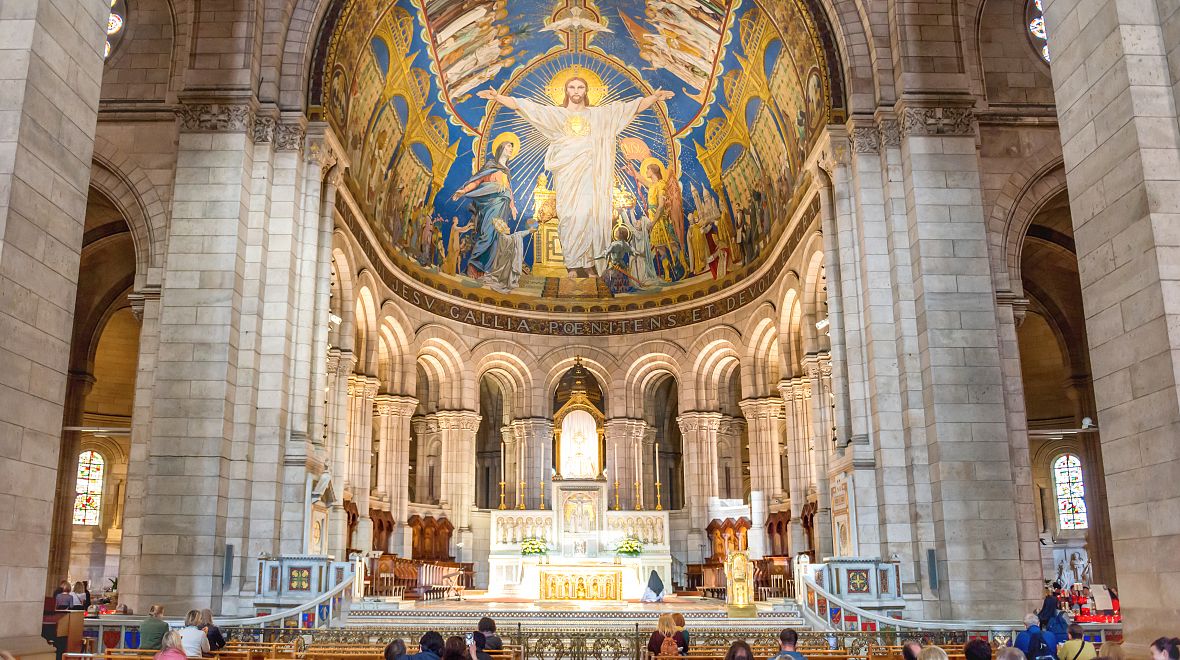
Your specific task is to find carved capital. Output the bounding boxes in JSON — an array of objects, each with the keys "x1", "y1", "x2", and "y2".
[
  {"x1": 178, "y1": 102, "x2": 255, "y2": 133},
  {"x1": 851, "y1": 126, "x2": 879, "y2": 154},
  {"x1": 374, "y1": 394, "x2": 418, "y2": 417},
  {"x1": 127, "y1": 287, "x2": 161, "y2": 320},
  {"x1": 252, "y1": 115, "x2": 276, "y2": 143},
  {"x1": 307, "y1": 140, "x2": 338, "y2": 169},
  {"x1": 738, "y1": 397, "x2": 786, "y2": 420},
  {"x1": 434, "y1": 410, "x2": 481, "y2": 432},
  {"x1": 878, "y1": 119, "x2": 901, "y2": 147},
  {"x1": 275, "y1": 122, "x2": 307, "y2": 152},
  {"x1": 676, "y1": 411, "x2": 723, "y2": 434},
  {"x1": 900, "y1": 106, "x2": 975, "y2": 137}
]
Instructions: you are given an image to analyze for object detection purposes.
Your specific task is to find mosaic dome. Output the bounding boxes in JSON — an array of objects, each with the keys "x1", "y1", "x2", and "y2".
[{"x1": 315, "y1": 0, "x2": 841, "y2": 321}]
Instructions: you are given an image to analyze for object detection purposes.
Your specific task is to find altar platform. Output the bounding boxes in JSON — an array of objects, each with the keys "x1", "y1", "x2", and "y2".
[{"x1": 347, "y1": 592, "x2": 804, "y2": 627}]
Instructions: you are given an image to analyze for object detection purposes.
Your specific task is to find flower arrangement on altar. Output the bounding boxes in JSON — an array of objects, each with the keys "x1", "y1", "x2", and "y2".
[
  {"x1": 615, "y1": 536, "x2": 644, "y2": 557},
  {"x1": 520, "y1": 537, "x2": 549, "y2": 556}
]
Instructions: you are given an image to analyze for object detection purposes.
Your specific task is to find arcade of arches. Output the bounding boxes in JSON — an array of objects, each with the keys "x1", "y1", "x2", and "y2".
[{"x1": 2, "y1": 0, "x2": 1178, "y2": 652}]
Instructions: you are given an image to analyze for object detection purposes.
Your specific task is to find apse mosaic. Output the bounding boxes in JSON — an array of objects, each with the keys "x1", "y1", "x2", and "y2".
[{"x1": 318, "y1": 0, "x2": 838, "y2": 311}]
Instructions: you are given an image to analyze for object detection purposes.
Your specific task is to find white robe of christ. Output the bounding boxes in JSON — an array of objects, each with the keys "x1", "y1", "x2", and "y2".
[{"x1": 514, "y1": 97, "x2": 644, "y2": 270}]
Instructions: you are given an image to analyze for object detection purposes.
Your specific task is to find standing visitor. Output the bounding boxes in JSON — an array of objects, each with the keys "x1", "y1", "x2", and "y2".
[{"x1": 139, "y1": 604, "x2": 170, "y2": 650}]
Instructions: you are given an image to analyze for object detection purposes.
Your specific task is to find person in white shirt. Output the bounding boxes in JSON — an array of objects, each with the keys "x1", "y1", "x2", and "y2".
[{"x1": 177, "y1": 610, "x2": 210, "y2": 657}]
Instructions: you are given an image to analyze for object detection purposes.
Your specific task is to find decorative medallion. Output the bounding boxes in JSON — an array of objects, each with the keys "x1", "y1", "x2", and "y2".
[{"x1": 847, "y1": 568, "x2": 870, "y2": 594}]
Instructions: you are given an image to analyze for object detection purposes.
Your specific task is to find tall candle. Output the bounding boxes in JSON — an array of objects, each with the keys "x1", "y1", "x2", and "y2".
[
  {"x1": 501, "y1": 440, "x2": 506, "y2": 481},
  {"x1": 654, "y1": 441, "x2": 660, "y2": 482}
]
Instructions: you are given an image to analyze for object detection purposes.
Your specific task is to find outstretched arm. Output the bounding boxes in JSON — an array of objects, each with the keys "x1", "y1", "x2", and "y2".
[
  {"x1": 477, "y1": 88, "x2": 519, "y2": 110},
  {"x1": 638, "y1": 89, "x2": 675, "y2": 113}
]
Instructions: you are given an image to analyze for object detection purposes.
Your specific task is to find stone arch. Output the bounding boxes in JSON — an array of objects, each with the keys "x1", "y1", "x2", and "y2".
[
  {"x1": 275, "y1": 0, "x2": 336, "y2": 110},
  {"x1": 742, "y1": 301, "x2": 781, "y2": 399},
  {"x1": 414, "y1": 324, "x2": 471, "y2": 410},
  {"x1": 800, "y1": 248, "x2": 829, "y2": 355},
  {"x1": 376, "y1": 300, "x2": 415, "y2": 395},
  {"x1": 616, "y1": 341, "x2": 687, "y2": 419},
  {"x1": 470, "y1": 340, "x2": 539, "y2": 419},
  {"x1": 777, "y1": 272, "x2": 806, "y2": 379},
  {"x1": 88, "y1": 142, "x2": 170, "y2": 291},
  {"x1": 329, "y1": 237, "x2": 357, "y2": 351},
  {"x1": 688, "y1": 325, "x2": 744, "y2": 411},
  {"x1": 989, "y1": 156, "x2": 1069, "y2": 294},
  {"x1": 353, "y1": 272, "x2": 380, "y2": 374},
  {"x1": 539, "y1": 346, "x2": 617, "y2": 412}
]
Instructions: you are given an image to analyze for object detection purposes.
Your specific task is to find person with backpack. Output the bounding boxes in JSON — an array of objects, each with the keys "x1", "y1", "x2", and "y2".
[
  {"x1": 647, "y1": 614, "x2": 687, "y2": 656},
  {"x1": 1015, "y1": 613, "x2": 1059, "y2": 660},
  {"x1": 1058, "y1": 624, "x2": 1097, "y2": 660}
]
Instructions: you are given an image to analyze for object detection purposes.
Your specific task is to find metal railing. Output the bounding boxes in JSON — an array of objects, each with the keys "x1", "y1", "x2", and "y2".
[
  {"x1": 83, "y1": 571, "x2": 356, "y2": 652},
  {"x1": 796, "y1": 571, "x2": 1122, "y2": 645}
]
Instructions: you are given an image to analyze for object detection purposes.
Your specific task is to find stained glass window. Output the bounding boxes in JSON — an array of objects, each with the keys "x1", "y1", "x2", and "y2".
[
  {"x1": 1027, "y1": 0, "x2": 1050, "y2": 63},
  {"x1": 104, "y1": 0, "x2": 127, "y2": 60},
  {"x1": 1053, "y1": 453, "x2": 1088, "y2": 530},
  {"x1": 72, "y1": 450, "x2": 105, "y2": 526}
]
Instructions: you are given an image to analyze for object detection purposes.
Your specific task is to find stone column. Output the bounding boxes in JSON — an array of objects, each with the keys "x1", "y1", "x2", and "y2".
[
  {"x1": 325, "y1": 349, "x2": 355, "y2": 558},
  {"x1": 717, "y1": 416, "x2": 746, "y2": 501},
  {"x1": 677, "y1": 412, "x2": 723, "y2": 561},
  {"x1": 374, "y1": 394, "x2": 417, "y2": 554},
  {"x1": 604, "y1": 418, "x2": 646, "y2": 509},
  {"x1": 346, "y1": 375, "x2": 379, "y2": 551},
  {"x1": 1042, "y1": 0, "x2": 1180, "y2": 638},
  {"x1": 0, "y1": 0, "x2": 106, "y2": 644},
  {"x1": 739, "y1": 397, "x2": 784, "y2": 558},
  {"x1": 894, "y1": 99, "x2": 1035, "y2": 618},
  {"x1": 510, "y1": 418, "x2": 553, "y2": 509},
  {"x1": 499, "y1": 426, "x2": 518, "y2": 508},
  {"x1": 47, "y1": 372, "x2": 95, "y2": 587},
  {"x1": 804, "y1": 354, "x2": 835, "y2": 557},
  {"x1": 779, "y1": 378, "x2": 811, "y2": 555},
  {"x1": 411, "y1": 416, "x2": 440, "y2": 504},
  {"x1": 436, "y1": 410, "x2": 480, "y2": 560},
  {"x1": 641, "y1": 427, "x2": 658, "y2": 509}
]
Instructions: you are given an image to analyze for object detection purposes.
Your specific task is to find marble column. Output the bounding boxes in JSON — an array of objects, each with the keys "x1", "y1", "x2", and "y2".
[
  {"x1": 604, "y1": 418, "x2": 646, "y2": 509},
  {"x1": 325, "y1": 349, "x2": 355, "y2": 559},
  {"x1": 804, "y1": 354, "x2": 835, "y2": 558},
  {"x1": 499, "y1": 426, "x2": 517, "y2": 509},
  {"x1": 346, "y1": 375, "x2": 379, "y2": 551},
  {"x1": 677, "y1": 412, "x2": 723, "y2": 561},
  {"x1": 412, "y1": 416, "x2": 440, "y2": 505},
  {"x1": 509, "y1": 418, "x2": 554, "y2": 509},
  {"x1": 374, "y1": 394, "x2": 417, "y2": 554},
  {"x1": 739, "y1": 397, "x2": 785, "y2": 558},
  {"x1": 779, "y1": 378, "x2": 811, "y2": 555},
  {"x1": 436, "y1": 410, "x2": 480, "y2": 561},
  {"x1": 641, "y1": 427, "x2": 658, "y2": 510}
]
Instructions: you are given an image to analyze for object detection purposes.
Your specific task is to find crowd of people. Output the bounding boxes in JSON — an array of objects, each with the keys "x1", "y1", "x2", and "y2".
[{"x1": 134, "y1": 605, "x2": 225, "y2": 657}]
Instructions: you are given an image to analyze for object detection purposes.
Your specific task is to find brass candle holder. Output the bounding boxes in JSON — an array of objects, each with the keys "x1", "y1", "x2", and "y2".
[
  {"x1": 539, "y1": 481, "x2": 546, "y2": 509},
  {"x1": 634, "y1": 481, "x2": 644, "y2": 510},
  {"x1": 613, "y1": 479, "x2": 621, "y2": 510},
  {"x1": 654, "y1": 481, "x2": 663, "y2": 510},
  {"x1": 498, "y1": 481, "x2": 507, "y2": 510},
  {"x1": 517, "y1": 481, "x2": 526, "y2": 509}
]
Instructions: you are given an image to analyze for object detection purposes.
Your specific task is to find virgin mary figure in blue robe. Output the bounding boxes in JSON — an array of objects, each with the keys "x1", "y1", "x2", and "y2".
[{"x1": 451, "y1": 134, "x2": 518, "y2": 279}]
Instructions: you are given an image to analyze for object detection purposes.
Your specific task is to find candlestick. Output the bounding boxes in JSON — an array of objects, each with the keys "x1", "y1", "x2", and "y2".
[
  {"x1": 498, "y1": 481, "x2": 507, "y2": 510},
  {"x1": 539, "y1": 481, "x2": 546, "y2": 509},
  {"x1": 517, "y1": 481, "x2": 526, "y2": 509},
  {"x1": 654, "y1": 481, "x2": 663, "y2": 511},
  {"x1": 613, "y1": 479, "x2": 621, "y2": 510},
  {"x1": 634, "y1": 481, "x2": 644, "y2": 511}
]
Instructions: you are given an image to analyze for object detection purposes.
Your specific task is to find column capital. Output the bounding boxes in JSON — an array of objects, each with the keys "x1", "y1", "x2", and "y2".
[
  {"x1": 508, "y1": 417, "x2": 554, "y2": 437},
  {"x1": 604, "y1": 417, "x2": 648, "y2": 440},
  {"x1": 738, "y1": 397, "x2": 786, "y2": 420},
  {"x1": 410, "y1": 415, "x2": 437, "y2": 435},
  {"x1": 677, "y1": 411, "x2": 724, "y2": 433},
  {"x1": 176, "y1": 95, "x2": 257, "y2": 133},
  {"x1": 433, "y1": 410, "x2": 481, "y2": 432},
  {"x1": 127, "y1": 287, "x2": 160, "y2": 320},
  {"x1": 895, "y1": 98, "x2": 977, "y2": 139},
  {"x1": 374, "y1": 394, "x2": 418, "y2": 417}
]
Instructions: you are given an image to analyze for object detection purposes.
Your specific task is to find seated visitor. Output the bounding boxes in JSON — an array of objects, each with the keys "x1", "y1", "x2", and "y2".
[
  {"x1": 1015, "y1": 614, "x2": 1058, "y2": 660},
  {"x1": 672, "y1": 613, "x2": 689, "y2": 650},
  {"x1": 647, "y1": 613, "x2": 686, "y2": 656},
  {"x1": 902, "y1": 640, "x2": 923, "y2": 660},
  {"x1": 442, "y1": 635, "x2": 468, "y2": 660},
  {"x1": 1057, "y1": 624, "x2": 1096, "y2": 660},
  {"x1": 70, "y1": 582, "x2": 89, "y2": 610},
  {"x1": 471, "y1": 632, "x2": 492, "y2": 660},
  {"x1": 384, "y1": 640, "x2": 407, "y2": 660},
  {"x1": 771, "y1": 628, "x2": 805, "y2": 660},
  {"x1": 139, "y1": 604, "x2": 170, "y2": 650},
  {"x1": 965, "y1": 639, "x2": 993, "y2": 660},
  {"x1": 996, "y1": 648, "x2": 1026, "y2": 660},
  {"x1": 478, "y1": 617, "x2": 502, "y2": 651},
  {"x1": 408, "y1": 632, "x2": 445, "y2": 660},
  {"x1": 1151, "y1": 638, "x2": 1180, "y2": 660},
  {"x1": 154, "y1": 631, "x2": 187, "y2": 660},
  {"x1": 178, "y1": 610, "x2": 210, "y2": 657},
  {"x1": 199, "y1": 609, "x2": 224, "y2": 651},
  {"x1": 725, "y1": 641, "x2": 754, "y2": 660},
  {"x1": 919, "y1": 648, "x2": 950, "y2": 660},
  {"x1": 1095, "y1": 641, "x2": 1125, "y2": 660}
]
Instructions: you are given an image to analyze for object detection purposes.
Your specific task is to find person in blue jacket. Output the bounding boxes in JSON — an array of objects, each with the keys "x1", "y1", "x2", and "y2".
[{"x1": 1015, "y1": 613, "x2": 1059, "y2": 660}]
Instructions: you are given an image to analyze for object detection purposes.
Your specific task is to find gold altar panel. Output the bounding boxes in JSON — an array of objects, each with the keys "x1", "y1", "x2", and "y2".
[{"x1": 540, "y1": 568, "x2": 623, "y2": 601}]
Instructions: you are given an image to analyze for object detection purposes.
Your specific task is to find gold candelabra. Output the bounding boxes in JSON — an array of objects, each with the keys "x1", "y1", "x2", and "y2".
[
  {"x1": 634, "y1": 481, "x2": 644, "y2": 510},
  {"x1": 654, "y1": 481, "x2": 663, "y2": 510},
  {"x1": 613, "y1": 479, "x2": 621, "y2": 510},
  {"x1": 539, "y1": 481, "x2": 546, "y2": 509},
  {"x1": 517, "y1": 481, "x2": 526, "y2": 509},
  {"x1": 498, "y1": 481, "x2": 507, "y2": 510}
]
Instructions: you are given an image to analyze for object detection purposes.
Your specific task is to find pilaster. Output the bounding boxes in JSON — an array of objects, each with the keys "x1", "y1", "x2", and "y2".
[
  {"x1": 739, "y1": 397, "x2": 785, "y2": 558},
  {"x1": 346, "y1": 375, "x2": 379, "y2": 551},
  {"x1": 677, "y1": 411, "x2": 723, "y2": 561},
  {"x1": 373, "y1": 395, "x2": 417, "y2": 554},
  {"x1": 508, "y1": 418, "x2": 554, "y2": 509},
  {"x1": 435, "y1": 410, "x2": 481, "y2": 560}
]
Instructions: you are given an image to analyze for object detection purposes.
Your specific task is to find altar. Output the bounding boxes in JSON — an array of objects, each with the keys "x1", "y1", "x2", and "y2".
[{"x1": 486, "y1": 359, "x2": 672, "y2": 601}]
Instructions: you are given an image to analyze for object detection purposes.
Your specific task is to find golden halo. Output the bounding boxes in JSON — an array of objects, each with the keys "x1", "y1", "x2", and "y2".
[
  {"x1": 545, "y1": 65, "x2": 608, "y2": 106},
  {"x1": 640, "y1": 157, "x2": 665, "y2": 181},
  {"x1": 491, "y1": 131, "x2": 521, "y2": 158}
]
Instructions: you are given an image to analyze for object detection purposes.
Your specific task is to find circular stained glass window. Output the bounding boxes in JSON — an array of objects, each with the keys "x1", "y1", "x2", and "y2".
[
  {"x1": 1026, "y1": 0, "x2": 1050, "y2": 63},
  {"x1": 104, "y1": 0, "x2": 127, "y2": 60}
]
